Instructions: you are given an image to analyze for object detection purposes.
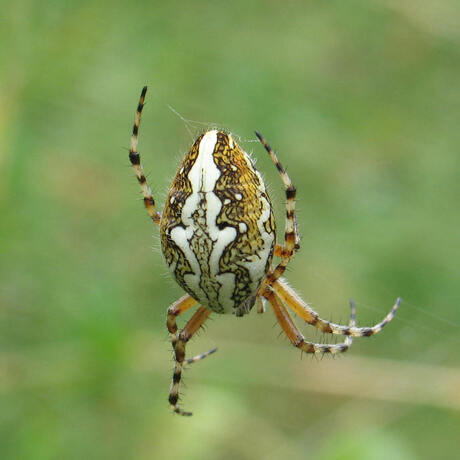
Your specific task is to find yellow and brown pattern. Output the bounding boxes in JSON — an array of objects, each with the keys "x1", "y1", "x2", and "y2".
[
  {"x1": 160, "y1": 131, "x2": 275, "y2": 315},
  {"x1": 213, "y1": 132, "x2": 275, "y2": 315},
  {"x1": 160, "y1": 134, "x2": 203, "y2": 296}
]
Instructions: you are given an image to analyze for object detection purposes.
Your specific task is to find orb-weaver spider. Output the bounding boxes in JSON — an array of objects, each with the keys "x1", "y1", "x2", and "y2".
[{"x1": 128, "y1": 86, "x2": 400, "y2": 416}]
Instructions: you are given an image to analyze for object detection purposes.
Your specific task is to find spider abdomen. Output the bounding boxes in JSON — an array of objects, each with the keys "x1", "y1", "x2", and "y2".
[{"x1": 160, "y1": 130, "x2": 276, "y2": 315}]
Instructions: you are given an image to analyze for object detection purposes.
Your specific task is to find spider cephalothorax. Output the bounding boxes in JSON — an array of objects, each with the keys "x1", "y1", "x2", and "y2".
[{"x1": 128, "y1": 86, "x2": 400, "y2": 416}]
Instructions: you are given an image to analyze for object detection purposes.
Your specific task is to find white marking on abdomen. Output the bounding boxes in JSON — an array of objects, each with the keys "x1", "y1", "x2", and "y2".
[{"x1": 169, "y1": 130, "x2": 238, "y2": 312}]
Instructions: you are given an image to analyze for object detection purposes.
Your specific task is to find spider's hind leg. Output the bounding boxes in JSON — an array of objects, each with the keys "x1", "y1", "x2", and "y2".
[
  {"x1": 266, "y1": 290, "x2": 356, "y2": 355},
  {"x1": 273, "y1": 278, "x2": 400, "y2": 338}
]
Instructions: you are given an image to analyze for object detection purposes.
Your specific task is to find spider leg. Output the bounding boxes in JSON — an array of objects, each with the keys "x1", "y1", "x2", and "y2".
[
  {"x1": 273, "y1": 243, "x2": 299, "y2": 258},
  {"x1": 167, "y1": 295, "x2": 213, "y2": 416},
  {"x1": 167, "y1": 295, "x2": 217, "y2": 364},
  {"x1": 273, "y1": 278, "x2": 400, "y2": 337},
  {"x1": 265, "y1": 289, "x2": 356, "y2": 354},
  {"x1": 167, "y1": 294, "x2": 198, "y2": 348},
  {"x1": 129, "y1": 86, "x2": 162, "y2": 225},
  {"x1": 185, "y1": 347, "x2": 217, "y2": 364},
  {"x1": 255, "y1": 132, "x2": 300, "y2": 286},
  {"x1": 255, "y1": 296, "x2": 267, "y2": 314}
]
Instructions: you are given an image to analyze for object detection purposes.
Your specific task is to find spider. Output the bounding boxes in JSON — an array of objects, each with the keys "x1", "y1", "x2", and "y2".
[{"x1": 128, "y1": 86, "x2": 400, "y2": 416}]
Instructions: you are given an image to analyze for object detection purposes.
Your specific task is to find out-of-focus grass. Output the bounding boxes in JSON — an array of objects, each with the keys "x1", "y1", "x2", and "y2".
[{"x1": 1, "y1": 1, "x2": 459, "y2": 459}]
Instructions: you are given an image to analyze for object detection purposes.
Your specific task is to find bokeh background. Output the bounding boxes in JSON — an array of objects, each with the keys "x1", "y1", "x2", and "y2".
[{"x1": 1, "y1": 1, "x2": 459, "y2": 459}]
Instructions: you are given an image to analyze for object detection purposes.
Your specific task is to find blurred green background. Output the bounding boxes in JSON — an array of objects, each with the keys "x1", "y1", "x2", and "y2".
[{"x1": 1, "y1": 1, "x2": 459, "y2": 459}]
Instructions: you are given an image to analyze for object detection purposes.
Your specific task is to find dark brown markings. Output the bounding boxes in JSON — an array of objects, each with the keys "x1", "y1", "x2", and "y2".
[
  {"x1": 213, "y1": 132, "x2": 275, "y2": 313},
  {"x1": 286, "y1": 186, "x2": 296, "y2": 200},
  {"x1": 129, "y1": 151, "x2": 140, "y2": 165}
]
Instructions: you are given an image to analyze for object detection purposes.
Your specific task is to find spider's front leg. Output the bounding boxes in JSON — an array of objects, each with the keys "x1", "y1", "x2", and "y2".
[
  {"x1": 255, "y1": 131, "x2": 299, "y2": 313},
  {"x1": 167, "y1": 295, "x2": 216, "y2": 416},
  {"x1": 129, "y1": 86, "x2": 162, "y2": 225},
  {"x1": 256, "y1": 131, "x2": 300, "y2": 286}
]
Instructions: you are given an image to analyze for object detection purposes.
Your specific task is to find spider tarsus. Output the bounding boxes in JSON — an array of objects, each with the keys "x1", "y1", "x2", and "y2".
[
  {"x1": 171, "y1": 401, "x2": 193, "y2": 416},
  {"x1": 174, "y1": 408, "x2": 193, "y2": 416}
]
